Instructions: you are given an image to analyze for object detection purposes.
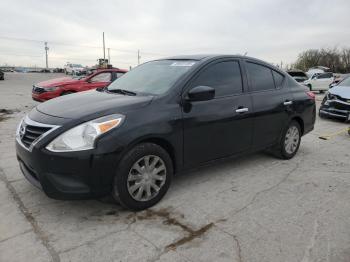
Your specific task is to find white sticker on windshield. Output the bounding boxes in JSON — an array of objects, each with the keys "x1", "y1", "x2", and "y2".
[{"x1": 170, "y1": 62, "x2": 196, "y2": 67}]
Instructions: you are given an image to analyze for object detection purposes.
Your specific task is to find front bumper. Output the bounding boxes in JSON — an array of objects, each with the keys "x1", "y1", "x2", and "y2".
[
  {"x1": 320, "y1": 98, "x2": 350, "y2": 121},
  {"x1": 32, "y1": 90, "x2": 61, "y2": 102},
  {"x1": 16, "y1": 140, "x2": 120, "y2": 200}
]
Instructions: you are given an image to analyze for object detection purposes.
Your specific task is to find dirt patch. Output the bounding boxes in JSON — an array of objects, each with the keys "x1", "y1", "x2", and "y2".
[
  {"x1": 0, "y1": 108, "x2": 19, "y2": 122},
  {"x1": 130, "y1": 207, "x2": 215, "y2": 250},
  {"x1": 0, "y1": 115, "x2": 10, "y2": 122},
  {"x1": 166, "y1": 222, "x2": 214, "y2": 250}
]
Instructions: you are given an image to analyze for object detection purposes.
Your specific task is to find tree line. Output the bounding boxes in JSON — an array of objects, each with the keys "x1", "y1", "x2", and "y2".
[{"x1": 292, "y1": 47, "x2": 350, "y2": 73}]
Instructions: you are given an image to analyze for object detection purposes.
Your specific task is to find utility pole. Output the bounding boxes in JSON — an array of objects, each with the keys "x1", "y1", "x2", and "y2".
[
  {"x1": 137, "y1": 50, "x2": 141, "y2": 65},
  {"x1": 44, "y1": 42, "x2": 49, "y2": 69},
  {"x1": 103, "y1": 32, "x2": 106, "y2": 61},
  {"x1": 107, "y1": 48, "x2": 110, "y2": 64}
]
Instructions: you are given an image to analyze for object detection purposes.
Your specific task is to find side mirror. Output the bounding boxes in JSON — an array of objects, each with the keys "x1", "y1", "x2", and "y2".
[{"x1": 187, "y1": 86, "x2": 215, "y2": 102}]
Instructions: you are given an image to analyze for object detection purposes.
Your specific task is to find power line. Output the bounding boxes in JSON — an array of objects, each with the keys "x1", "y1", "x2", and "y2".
[{"x1": 0, "y1": 35, "x2": 169, "y2": 56}]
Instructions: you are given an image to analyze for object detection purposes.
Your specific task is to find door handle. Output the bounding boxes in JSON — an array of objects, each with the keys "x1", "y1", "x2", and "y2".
[
  {"x1": 235, "y1": 107, "x2": 249, "y2": 113},
  {"x1": 283, "y1": 101, "x2": 293, "y2": 106}
]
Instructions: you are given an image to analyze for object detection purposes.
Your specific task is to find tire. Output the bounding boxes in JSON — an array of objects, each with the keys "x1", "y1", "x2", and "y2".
[
  {"x1": 272, "y1": 120, "x2": 301, "y2": 159},
  {"x1": 112, "y1": 143, "x2": 173, "y2": 211},
  {"x1": 61, "y1": 91, "x2": 74, "y2": 96}
]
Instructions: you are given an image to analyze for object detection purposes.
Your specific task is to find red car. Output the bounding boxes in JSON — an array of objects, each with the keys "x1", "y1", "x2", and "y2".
[{"x1": 32, "y1": 69, "x2": 127, "y2": 102}]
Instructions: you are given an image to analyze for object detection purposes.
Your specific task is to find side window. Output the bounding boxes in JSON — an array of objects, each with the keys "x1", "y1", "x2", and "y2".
[
  {"x1": 191, "y1": 61, "x2": 243, "y2": 97},
  {"x1": 90, "y1": 72, "x2": 112, "y2": 82},
  {"x1": 318, "y1": 73, "x2": 333, "y2": 79},
  {"x1": 246, "y1": 62, "x2": 275, "y2": 92},
  {"x1": 272, "y1": 70, "x2": 285, "y2": 88}
]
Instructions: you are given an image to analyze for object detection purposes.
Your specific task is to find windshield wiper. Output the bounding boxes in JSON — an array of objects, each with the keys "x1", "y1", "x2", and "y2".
[{"x1": 108, "y1": 89, "x2": 137, "y2": 96}]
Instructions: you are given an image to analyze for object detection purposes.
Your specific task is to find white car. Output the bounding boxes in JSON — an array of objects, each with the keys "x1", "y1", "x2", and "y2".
[
  {"x1": 303, "y1": 72, "x2": 334, "y2": 93},
  {"x1": 64, "y1": 63, "x2": 86, "y2": 75}
]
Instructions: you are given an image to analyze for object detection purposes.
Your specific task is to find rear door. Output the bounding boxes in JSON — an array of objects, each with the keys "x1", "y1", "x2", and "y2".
[
  {"x1": 245, "y1": 61, "x2": 292, "y2": 149},
  {"x1": 182, "y1": 59, "x2": 253, "y2": 167}
]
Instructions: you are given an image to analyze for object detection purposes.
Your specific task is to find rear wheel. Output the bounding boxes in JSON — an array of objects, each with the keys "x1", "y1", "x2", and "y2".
[
  {"x1": 112, "y1": 143, "x2": 173, "y2": 210},
  {"x1": 272, "y1": 120, "x2": 301, "y2": 159}
]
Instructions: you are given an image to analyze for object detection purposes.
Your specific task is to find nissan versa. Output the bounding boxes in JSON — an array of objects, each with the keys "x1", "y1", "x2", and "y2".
[{"x1": 15, "y1": 55, "x2": 316, "y2": 210}]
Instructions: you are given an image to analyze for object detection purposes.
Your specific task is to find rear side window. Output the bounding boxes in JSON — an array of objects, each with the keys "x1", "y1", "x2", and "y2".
[
  {"x1": 191, "y1": 61, "x2": 243, "y2": 97},
  {"x1": 318, "y1": 73, "x2": 333, "y2": 79},
  {"x1": 246, "y1": 62, "x2": 275, "y2": 92},
  {"x1": 272, "y1": 70, "x2": 284, "y2": 88}
]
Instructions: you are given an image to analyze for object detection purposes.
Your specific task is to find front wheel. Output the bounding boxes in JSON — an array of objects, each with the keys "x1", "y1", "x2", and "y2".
[
  {"x1": 273, "y1": 120, "x2": 301, "y2": 159},
  {"x1": 112, "y1": 143, "x2": 173, "y2": 210},
  {"x1": 61, "y1": 91, "x2": 74, "y2": 96}
]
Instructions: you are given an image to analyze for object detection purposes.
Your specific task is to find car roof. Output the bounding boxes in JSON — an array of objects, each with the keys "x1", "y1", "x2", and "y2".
[
  {"x1": 164, "y1": 54, "x2": 248, "y2": 61},
  {"x1": 95, "y1": 68, "x2": 128, "y2": 73},
  {"x1": 159, "y1": 54, "x2": 285, "y2": 74}
]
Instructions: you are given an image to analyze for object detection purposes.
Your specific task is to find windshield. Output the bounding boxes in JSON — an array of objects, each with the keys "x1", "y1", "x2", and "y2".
[
  {"x1": 107, "y1": 60, "x2": 196, "y2": 95},
  {"x1": 72, "y1": 64, "x2": 83, "y2": 67},
  {"x1": 339, "y1": 77, "x2": 350, "y2": 87}
]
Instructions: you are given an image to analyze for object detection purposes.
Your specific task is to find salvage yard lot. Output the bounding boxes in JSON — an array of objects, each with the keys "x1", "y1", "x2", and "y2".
[{"x1": 1, "y1": 73, "x2": 350, "y2": 262}]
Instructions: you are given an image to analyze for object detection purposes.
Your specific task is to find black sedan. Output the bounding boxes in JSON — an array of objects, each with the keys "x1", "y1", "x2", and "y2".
[
  {"x1": 15, "y1": 55, "x2": 316, "y2": 210},
  {"x1": 320, "y1": 77, "x2": 350, "y2": 121}
]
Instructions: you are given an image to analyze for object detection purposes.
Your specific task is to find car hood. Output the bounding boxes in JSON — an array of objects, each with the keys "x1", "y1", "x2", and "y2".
[
  {"x1": 329, "y1": 85, "x2": 350, "y2": 99},
  {"x1": 36, "y1": 90, "x2": 153, "y2": 119},
  {"x1": 36, "y1": 77, "x2": 82, "y2": 87}
]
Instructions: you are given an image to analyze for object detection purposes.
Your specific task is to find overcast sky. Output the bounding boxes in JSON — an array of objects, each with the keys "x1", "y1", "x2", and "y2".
[{"x1": 0, "y1": 0, "x2": 349, "y2": 68}]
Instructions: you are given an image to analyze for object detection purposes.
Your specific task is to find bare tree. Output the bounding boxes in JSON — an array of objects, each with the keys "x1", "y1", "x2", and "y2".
[{"x1": 292, "y1": 47, "x2": 350, "y2": 73}]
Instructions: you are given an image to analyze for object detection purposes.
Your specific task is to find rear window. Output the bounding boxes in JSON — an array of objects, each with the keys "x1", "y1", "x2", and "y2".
[{"x1": 246, "y1": 62, "x2": 275, "y2": 92}]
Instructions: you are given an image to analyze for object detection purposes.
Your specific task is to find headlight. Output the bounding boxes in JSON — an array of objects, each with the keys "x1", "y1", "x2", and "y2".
[
  {"x1": 46, "y1": 114, "x2": 124, "y2": 152},
  {"x1": 44, "y1": 86, "x2": 60, "y2": 92},
  {"x1": 327, "y1": 93, "x2": 336, "y2": 100}
]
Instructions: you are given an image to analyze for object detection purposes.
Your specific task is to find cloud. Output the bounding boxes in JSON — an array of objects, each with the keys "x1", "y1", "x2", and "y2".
[{"x1": 0, "y1": 0, "x2": 349, "y2": 68}]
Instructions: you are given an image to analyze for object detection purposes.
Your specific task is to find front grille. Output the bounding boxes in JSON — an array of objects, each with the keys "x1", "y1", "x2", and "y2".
[
  {"x1": 17, "y1": 117, "x2": 58, "y2": 150},
  {"x1": 338, "y1": 96, "x2": 350, "y2": 103},
  {"x1": 330, "y1": 101, "x2": 350, "y2": 111},
  {"x1": 21, "y1": 124, "x2": 51, "y2": 148},
  {"x1": 32, "y1": 85, "x2": 46, "y2": 94}
]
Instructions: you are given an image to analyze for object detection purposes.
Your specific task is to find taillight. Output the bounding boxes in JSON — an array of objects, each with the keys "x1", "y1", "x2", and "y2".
[{"x1": 306, "y1": 91, "x2": 316, "y2": 100}]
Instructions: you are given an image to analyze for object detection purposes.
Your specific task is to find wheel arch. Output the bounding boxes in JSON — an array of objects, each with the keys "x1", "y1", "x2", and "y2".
[
  {"x1": 291, "y1": 116, "x2": 304, "y2": 135},
  {"x1": 127, "y1": 136, "x2": 178, "y2": 173}
]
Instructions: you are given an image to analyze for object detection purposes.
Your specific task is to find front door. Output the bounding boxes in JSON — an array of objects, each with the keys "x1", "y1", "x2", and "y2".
[
  {"x1": 182, "y1": 60, "x2": 253, "y2": 168},
  {"x1": 83, "y1": 72, "x2": 112, "y2": 91},
  {"x1": 312, "y1": 72, "x2": 333, "y2": 90}
]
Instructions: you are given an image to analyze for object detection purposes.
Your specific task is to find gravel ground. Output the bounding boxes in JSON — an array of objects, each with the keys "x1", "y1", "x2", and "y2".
[{"x1": 0, "y1": 72, "x2": 350, "y2": 262}]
